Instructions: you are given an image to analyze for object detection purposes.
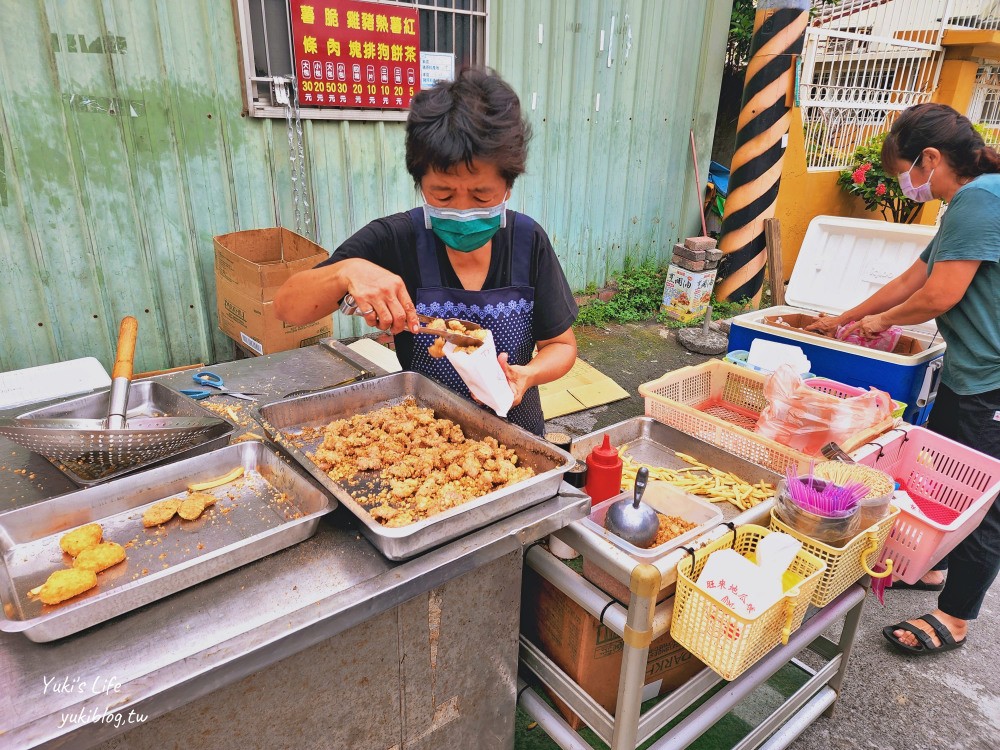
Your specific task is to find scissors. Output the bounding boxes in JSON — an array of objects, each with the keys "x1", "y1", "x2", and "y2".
[{"x1": 181, "y1": 371, "x2": 261, "y2": 402}]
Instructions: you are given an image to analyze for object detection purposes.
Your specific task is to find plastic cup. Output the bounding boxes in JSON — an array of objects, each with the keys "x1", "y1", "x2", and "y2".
[{"x1": 774, "y1": 478, "x2": 862, "y2": 547}]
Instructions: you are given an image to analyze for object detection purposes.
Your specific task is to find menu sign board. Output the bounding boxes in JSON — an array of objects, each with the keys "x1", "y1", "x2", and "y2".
[{"x1": 289, "y1": 0, "x2": 421, "y2": 109}]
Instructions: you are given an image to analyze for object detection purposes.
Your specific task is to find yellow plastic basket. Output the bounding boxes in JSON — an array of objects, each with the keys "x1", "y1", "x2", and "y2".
[
  {"x1": 639, "y1": 361, "x2": 895, "y2": 475},
  {"x1": 769, "y1": 505, "x2": 901, "y2": 608},
  {"x1": 670, "y1": 524, "x2": 827, "y2": 681}
]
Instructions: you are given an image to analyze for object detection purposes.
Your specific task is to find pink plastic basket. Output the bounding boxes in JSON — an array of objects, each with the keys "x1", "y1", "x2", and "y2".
[
  {"x1": 862, "y1": 427, "x2": 1000, "y2": 584},
  {"x1": 804, "y1": 378, "x2": 865, "y2": 399}
]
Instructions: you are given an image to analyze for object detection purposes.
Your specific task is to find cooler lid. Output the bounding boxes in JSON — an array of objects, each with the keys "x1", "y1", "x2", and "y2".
[{"x1": 786, "y1": 215, "x2": 938, "y2": 336}]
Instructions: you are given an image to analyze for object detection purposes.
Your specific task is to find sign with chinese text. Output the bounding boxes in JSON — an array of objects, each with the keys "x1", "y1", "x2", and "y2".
[
  {"x1": 420, "y1": 51, "x2": 454, "y2": 90},
  {"x1": 289, "y1": 0, "x2": 420, "y2": 109}
]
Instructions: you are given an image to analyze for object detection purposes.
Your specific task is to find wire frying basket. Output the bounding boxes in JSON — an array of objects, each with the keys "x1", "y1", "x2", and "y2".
[{"x1": 0, "y1": 317, "x2": 230, "y2": 483}]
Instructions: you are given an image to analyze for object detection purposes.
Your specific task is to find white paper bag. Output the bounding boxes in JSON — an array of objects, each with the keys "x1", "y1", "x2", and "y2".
[
  {"x1": 695, "y1": 532, "x2": 802, "y2": 619},
  {"x1": 443, "y1": 330, "x2": 515, "y2": 418}
]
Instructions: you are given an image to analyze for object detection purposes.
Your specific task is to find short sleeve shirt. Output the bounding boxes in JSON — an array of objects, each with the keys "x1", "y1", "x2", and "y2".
[
  {"x1": 919, "y1": 174, "x2": 1000, "y2": 394},
  {"x1": 319, "y1": 210, "x2": 578, "y2": 370}
]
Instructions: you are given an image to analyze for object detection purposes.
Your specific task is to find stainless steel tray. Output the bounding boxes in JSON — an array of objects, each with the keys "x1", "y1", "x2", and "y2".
[
  {"x1": 571, "y1": 417, "x2": 781, "y2": 523},
  {"x1": 16, "y1": 381, "x2": 234, "y2": 486},
  {"x1": 0, "y1": 441, "x2": 331, "y2": 642},
  {"x1": 254, "y1": 371, "x2": 575, "y2": 560}
]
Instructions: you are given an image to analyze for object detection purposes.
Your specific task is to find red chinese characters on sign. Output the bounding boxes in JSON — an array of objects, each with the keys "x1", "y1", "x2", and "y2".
[{"x1": 289, "y1": 0, "x2": 420, "y2": 109}]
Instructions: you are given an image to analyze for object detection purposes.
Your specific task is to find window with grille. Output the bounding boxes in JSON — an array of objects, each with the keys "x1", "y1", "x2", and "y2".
[
  {"x1": 969, "y1": 65, "x2": 1000, "y2": 148},
  {"x1": 233, "y1": 0, "x2": 488, "y2": 120},
  {"x1": 799, "y1": 0, "x2": 948, "y2": 170}
]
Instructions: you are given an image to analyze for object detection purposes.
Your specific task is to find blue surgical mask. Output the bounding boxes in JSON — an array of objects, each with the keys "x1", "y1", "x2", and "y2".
[
  {"x1": 422, "y1": 193, "x2": 509, "y2": 252},
  {"x1": 898, "y1": 156, "x2": 935, "y2": 203}
]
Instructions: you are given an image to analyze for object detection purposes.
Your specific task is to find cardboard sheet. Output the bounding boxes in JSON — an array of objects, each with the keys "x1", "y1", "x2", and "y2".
[{"x1": 539, "y1": 358, "x2": 630, "y2": 419}]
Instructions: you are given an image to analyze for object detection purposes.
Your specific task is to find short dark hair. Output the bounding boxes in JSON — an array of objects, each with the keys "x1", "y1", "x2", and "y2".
[
  {"x1": 405, "y1": 67, "x2": 531, "y2": 188},
  {"x1": 882, "y1": 102, "x2": 1000, "y2": 177}
]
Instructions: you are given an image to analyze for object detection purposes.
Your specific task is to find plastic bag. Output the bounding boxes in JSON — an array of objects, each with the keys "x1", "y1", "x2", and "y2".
[
  {"x1": 835, "y1": 322, "x2": 903, "y2": 352},
  {"x1": 443, "y1": 330, "x2": 515, "y2": 418},
  {"x1": 755, "y1": 365, "x2": 891, "y2": 456}
]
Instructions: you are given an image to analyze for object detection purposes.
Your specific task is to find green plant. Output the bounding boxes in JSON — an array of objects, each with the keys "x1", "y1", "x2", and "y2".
[
  {"x1": 574, "y1": 260, "x2": 667, "y2": 328},
  {"x1": 837, "y1": 133, "x2": 920, "y2": 223}
]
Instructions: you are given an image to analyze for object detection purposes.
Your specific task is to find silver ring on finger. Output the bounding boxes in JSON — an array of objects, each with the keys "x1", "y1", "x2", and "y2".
[{"x1": 360, "y1": 308, "x2": 375, "y2": 315}]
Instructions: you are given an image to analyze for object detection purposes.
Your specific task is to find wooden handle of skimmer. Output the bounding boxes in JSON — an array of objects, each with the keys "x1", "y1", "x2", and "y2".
[{"x1": 112, "y1": 316, "x2": 139, "y2": 380}]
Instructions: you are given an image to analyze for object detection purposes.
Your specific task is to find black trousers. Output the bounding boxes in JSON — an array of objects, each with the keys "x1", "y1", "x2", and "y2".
[{"x1": 924, "y1": 383, "x2": 1000, "y2": 620}]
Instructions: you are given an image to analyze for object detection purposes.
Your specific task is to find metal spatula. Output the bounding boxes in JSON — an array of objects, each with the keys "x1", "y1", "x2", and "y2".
[{"x1": 0, "y1": 316, "x2": 229, "y2": 482}]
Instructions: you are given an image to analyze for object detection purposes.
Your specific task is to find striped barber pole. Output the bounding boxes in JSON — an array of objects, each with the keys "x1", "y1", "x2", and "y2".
[{"x1": 715, "y1": 0, "x2": 809, "y2": 305}]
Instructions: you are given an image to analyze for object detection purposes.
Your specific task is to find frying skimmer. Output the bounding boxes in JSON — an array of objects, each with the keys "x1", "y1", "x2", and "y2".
[{"x1": 0, "y1": 316, "x2": 229, "y2": 482}]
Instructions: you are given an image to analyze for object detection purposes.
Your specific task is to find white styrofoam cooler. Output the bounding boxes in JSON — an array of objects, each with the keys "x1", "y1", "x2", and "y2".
[{"x1": 728, "y1": 216, "x2": 945, "y2": 424}]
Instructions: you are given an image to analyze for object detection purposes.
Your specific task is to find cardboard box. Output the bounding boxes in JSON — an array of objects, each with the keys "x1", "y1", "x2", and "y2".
[
  {"x1": 213, "y1": 228, "x2": 332, "y2": 354},
  {"x1": 521, "y1": 568, "x2": 703, "y2": 730},
  {"x1": 660, "y1": 264, "x2": 717, "y2": 323}
]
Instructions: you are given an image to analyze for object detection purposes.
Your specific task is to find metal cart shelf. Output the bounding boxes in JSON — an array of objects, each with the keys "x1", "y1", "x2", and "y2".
[{"x1": 517, "y1": 499, "x2": 868, "y2": 750}]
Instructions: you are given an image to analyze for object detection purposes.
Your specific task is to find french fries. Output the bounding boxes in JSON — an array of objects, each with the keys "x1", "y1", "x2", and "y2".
[{"x1": 619, "y1": 449, "x2": 774, "y2": 511}]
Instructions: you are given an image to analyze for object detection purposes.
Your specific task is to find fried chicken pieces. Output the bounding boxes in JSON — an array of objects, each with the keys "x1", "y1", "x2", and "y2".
[
  {"x1": 29, "y1": 569, "x2": 99, "y2": 605},
  {"x1": 59, "y1": 523, "x2": 103, "y2": 556},
  {"x1": 311, "y1": 398, "x2": 534, "y2": 528},
  {"x1": 29, "y1": 523, "x2": 126, "y2": 606},
  {"x1": 73, "y1": 542, "x2": 127, "y2": 573},
  {"x1": 142, "y1": 492, "x2": 216, "y2": 527},
  {"x1": 142, "y1": 499, "x2": 182, "y2": 528},
  {"x1": 425, "y1": 317, "x2": 489, "y2": 358}
]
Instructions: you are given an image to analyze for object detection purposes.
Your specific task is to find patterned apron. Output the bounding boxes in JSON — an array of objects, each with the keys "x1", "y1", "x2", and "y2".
[{"x1": 407, "y1": 207, "x2": 545, "y2": 435}]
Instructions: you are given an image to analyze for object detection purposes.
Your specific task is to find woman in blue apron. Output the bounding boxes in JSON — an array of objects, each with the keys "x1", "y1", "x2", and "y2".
[{"x1": 275, "y1": 68, "x2": 578, "y2": 435}]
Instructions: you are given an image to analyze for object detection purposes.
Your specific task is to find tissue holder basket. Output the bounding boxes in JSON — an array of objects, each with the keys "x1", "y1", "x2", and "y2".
[{"x1": 670, "y1": 524, "x2": 826, "y2": 681}]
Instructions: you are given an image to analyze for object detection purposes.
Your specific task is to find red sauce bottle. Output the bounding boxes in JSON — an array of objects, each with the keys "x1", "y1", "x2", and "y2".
[{"x1": 584, "y1": 434, "x2": 623, "y2": 502}]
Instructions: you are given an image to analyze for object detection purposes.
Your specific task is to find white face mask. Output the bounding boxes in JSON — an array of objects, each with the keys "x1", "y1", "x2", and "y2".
[{"x1": 898, "y1": 156, "x2": 935, "y2": 203}]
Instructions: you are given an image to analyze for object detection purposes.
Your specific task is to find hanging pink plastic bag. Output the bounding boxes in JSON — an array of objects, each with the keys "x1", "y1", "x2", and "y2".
[
  {"x1": 834, "y1": 322, "x2": 903, "y2": 352},
  {"x1": 755, "y1": 365, "x2": 892, "y2": 456}
]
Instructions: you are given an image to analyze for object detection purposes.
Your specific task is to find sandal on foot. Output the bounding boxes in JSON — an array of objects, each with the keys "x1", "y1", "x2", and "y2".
[
  {"x1": 882, "y1": 613, "x2": 966, "y2": 655},
  {"x1": 891, "y1": 579, "x2": 945, "y2": 591}
]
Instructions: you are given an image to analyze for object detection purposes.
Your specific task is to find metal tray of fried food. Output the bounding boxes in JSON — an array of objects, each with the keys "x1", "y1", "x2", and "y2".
[
  {"x1": 253, "y1": 371, "x2": 575, "y2": 561},
  {"x1": 571, "y1": 417, "x2": 781, "y2": 524},
  {"x1": 0, "y1": 441, "x2": 331, "y2": 642},
  {"x1": 15, "y1": 381, "x2": 234, "y2": 486}
]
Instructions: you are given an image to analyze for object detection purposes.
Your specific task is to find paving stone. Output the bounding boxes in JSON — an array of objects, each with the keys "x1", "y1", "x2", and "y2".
[
  {"x1": 684, "y1": 236, "x2": 718, "y2": 252},
  {"x1": 671, "y1": 243, "x2": 705, "y2": 262},
  {"x1": 672, "y1": 255, "x2": 707, "y2": 272}
]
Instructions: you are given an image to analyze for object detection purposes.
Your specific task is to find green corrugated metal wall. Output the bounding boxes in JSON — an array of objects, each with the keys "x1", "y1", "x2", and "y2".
[{"x1": 0, "y1": 0, "x2": 731, "y2": 373}]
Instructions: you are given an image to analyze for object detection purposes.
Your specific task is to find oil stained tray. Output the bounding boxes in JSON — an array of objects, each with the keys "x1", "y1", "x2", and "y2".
[{"x1": 0, "y1": 441, "x2": 331, "y2": 642}]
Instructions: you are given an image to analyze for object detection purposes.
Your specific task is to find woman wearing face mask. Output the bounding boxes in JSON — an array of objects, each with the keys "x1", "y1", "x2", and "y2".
[
  {"x1": 806, "y1": 102, "x2": 1000, "y2": 656},
  {"x1": 274, "y1": 68, "x2": 577, "y2": 435}
]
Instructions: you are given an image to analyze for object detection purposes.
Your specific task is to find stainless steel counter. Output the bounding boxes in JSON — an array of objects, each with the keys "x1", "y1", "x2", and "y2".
[{"x1": 0, "y1": 341, "x2": 589, "y2": 749}]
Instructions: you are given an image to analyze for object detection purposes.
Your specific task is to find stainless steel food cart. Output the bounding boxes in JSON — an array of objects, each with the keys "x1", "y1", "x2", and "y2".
[
  {"x1": 0, "y1": 340, "x2": 588, "y2": 750},
  {"x1": 516, "y1": 418, "x2": 873, "y2": 750}
]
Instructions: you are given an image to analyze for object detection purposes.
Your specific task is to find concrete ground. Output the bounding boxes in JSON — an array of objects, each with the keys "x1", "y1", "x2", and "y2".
[{"x1": 539, "y1": 320, "x2": 1000, "y2": 750}]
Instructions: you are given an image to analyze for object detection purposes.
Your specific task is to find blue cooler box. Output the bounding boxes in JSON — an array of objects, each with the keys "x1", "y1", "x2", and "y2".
[{"x1": 728, "y1": 216, "x2": 945, "y2": 425}]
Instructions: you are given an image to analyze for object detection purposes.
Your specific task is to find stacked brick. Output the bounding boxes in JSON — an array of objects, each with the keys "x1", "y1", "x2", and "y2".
[{"x1": 660, "y1": 236, "x2": 721, "y2": 323}]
